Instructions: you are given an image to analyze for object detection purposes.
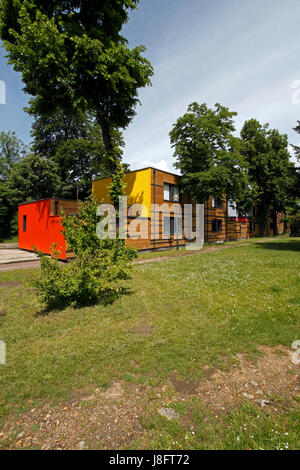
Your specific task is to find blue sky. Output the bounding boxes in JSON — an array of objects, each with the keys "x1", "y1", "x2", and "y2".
[{"x1": 1, "y1": 0, "x2": 300, "y2": 172}]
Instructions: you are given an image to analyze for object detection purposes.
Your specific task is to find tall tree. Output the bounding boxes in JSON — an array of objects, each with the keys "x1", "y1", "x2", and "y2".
[
  {"x1": 0, "y1": 0, "x2": 153, "y2": 173},
  {"x1": 241, "y1": 119, "x2": 295, "y2": 235},
  {"x1": 169, "y1": 102, "x2": 252, "y2": 211}
]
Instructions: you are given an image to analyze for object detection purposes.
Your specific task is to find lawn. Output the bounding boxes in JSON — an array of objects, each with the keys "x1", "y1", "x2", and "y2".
[{"x1": 0, "y1": 237, "x2": 299, "y2": 449}]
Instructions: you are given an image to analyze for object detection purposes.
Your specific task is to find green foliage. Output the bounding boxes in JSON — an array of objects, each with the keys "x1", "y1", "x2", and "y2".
[
  {"x1": 0, "y1": 131, "x2": 27, "y2": 238},
  {"x1": 30, "y1": 111, "x2": 124, "y2": 199},
  {"x1": 0, "y1": 130, "x2": 26, "y2": 180},
  {"x1": 31, "y1": 197, "x2": 137, "y2": 308},
  {"x1": 5, "y1": 153, "x2": 62, "y2": 205},
  {"x1": 241, "y1": 119, "x2": 295, "y2": 233},
  {"x1": 169, "y1": 102, "x2": 252, "y2": 210},
  {"x1": 30, "y1": 110, "x2": 95, "y2": 158},
  {"x1": 0, "y1": 0, "x2": 153, "y2": 171},
  {"x1": 292, "y1": 121, "x2": 300, "y2": 162}
]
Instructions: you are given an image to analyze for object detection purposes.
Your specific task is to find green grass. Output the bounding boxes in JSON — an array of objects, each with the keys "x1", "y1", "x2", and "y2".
[
  {"x1": 0, "y1": 236, "x2": 299, "y2": 449},
  {"x1": 0, "y1": 234, "x2": 18, "y2": 244},
  {"x1": 133, "y1": 399, "x2": 300, "y2": 450},
  {"x1": 137, "y1": 234, "x2": 289, "y2": 259}
]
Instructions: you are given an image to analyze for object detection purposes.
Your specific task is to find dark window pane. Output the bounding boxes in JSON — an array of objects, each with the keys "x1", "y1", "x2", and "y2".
[{"x1": 163, "y1": 217, "x2": 170, "y2": 236}]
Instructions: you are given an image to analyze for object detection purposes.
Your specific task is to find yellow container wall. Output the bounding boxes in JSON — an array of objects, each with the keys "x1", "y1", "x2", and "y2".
[{"x1": 92, "y1": 168, "x2": 152, "y2": 218}]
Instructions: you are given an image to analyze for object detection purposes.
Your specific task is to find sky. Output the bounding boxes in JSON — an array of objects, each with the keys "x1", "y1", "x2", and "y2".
[{"x1": 1, "y1": 0, "x2": 300, "y2": 173}]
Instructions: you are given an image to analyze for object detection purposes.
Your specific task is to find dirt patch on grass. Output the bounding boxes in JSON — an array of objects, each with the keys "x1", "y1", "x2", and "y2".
[
  {"x1": 0, "y1": 345, "x2": 299, "y2": 450},
  {"x1": 0, "y1": 310, "x2": 7, "y2": 317},
  {"x1": 191, "y1": 345, "x2": 300, "y2": 413},
  {"x1": 0, "y1": 383, "x2": 146, "y2": 450},
  {"x1": 169, "y1": 373, "x2": 198, "y2": 395}
]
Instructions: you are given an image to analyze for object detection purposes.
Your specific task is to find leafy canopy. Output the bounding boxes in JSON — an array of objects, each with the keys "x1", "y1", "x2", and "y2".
[
  {"x1": 5, "y1": 153, "x2": 62, "y2": 205},
  {"x1": 0, "y1": 130, "x2": 26, "y2": 180},
  {"x1": 0, "y1": 0, "x2": 153, "y2": 170},
  {"x1": 241, "y1": 119, "x2": 295, "y2": 227},
  {"x1": 169, "y1": 102, "x2": 252, "y2": 210}
]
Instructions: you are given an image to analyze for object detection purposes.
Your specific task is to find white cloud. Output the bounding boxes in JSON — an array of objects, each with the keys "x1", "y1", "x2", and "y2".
[
  {"x1": 129, "y1": 159, "x2": 180, "y2": 174},
  {"x1": 122, "y1": 0, "x2": 300, "y2": 171}
]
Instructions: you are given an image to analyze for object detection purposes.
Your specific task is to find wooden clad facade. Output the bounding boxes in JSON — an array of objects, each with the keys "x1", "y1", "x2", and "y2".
[
  {"x1": 92, "y1": 167, "x2": 286, "y2": 251},
  {"x1": 19, "y1": 169, "x2": 287, "y2": 258}
]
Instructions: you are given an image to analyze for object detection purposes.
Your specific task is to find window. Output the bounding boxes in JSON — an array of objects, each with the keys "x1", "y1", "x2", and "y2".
[
  {"x1": 163, "y1": 217, "x2": 182, "y2": 237},
  {"x1": 164, "y1": 183, "x2": 180, "y2": 202},
  {"x1": 23, "y1": 215, "x2": 27, "y2": 232},
  {"x1": 212, "y1": 219, "x2": 222, "y2": 232},
  {"x1": 212, "y1": 197, "x2": 223, "y2": 209},
  {"x1": 228, "y1": 202, "x2": 238, "y2": 218},
  {"x1": 54, "y1": 200, "x2": 59, "y2": 216},
  {"x1": 250, "y1": 221, "x2": 255, "y2": 231}
]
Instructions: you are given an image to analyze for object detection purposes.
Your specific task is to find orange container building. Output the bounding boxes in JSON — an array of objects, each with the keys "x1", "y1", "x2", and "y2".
[{"x1": 18, "y1": 199, "x2": 78, "y2": 260}]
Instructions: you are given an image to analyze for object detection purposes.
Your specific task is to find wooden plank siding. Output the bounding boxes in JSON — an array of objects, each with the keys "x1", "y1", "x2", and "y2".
[
  {"x1": 49, "y1": 199, "x2": 79, "y2": 217},
  {"x1": 150, "y1": 168, "x2": 187, "y2": 250},
  {"x1": 93, "y1": 168, "x2": 287, "y2": 251}
]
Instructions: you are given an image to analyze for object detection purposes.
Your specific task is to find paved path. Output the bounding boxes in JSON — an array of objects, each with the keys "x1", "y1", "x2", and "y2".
[
  {"x1": 0, "y1": 243, "x2": 19, "y2": 249},
  {"x1": 0, "y1": 249, "x2": 40, "y2": 270}
]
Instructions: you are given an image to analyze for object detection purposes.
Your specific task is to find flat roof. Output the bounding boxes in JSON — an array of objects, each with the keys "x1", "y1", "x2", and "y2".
[
  {"x1": 93, "y1": 166, "x2": 182, "y2": 183},
  {"x1": 18, "y1": 198, "x2": 78, "y2": 206}
]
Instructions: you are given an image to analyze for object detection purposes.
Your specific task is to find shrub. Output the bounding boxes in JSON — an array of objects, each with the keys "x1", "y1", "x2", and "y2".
[{"x1": 31, "y1": 196, "x2": 137, "y2": 309}]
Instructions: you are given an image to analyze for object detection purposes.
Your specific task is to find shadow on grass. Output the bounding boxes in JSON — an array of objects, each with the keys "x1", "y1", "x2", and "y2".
[
  {"x1": 34, "y1": 286, "x2": 134, "y2": 317},
  {"x1": 255, "y1": 239, "x2": 300, "y2": 252}
]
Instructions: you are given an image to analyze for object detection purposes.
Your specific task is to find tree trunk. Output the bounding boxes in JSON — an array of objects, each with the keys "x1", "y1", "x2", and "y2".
[
  {"x1": 273, "y1": 210, "x2": 278, "y2": 236},
  {"x1": 99, "y1": 118, "x2": 118, "y2": 175},
  {"x1": 259, "y1": 223, "x2": 265, "y2": 237}
]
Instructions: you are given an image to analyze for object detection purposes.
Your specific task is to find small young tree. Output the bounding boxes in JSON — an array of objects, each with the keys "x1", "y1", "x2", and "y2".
[
  {"x1": 0, "y1": 130, "x2": 27, "y2": 237},
  {"x1": 31, "y1": 111, "x2": 124, "y2": 199},
  {"x1": 31, "y1": 197, "x2": 136, "y2": 309}
]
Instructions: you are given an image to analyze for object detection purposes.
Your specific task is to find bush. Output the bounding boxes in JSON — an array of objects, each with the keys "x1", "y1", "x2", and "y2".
[
  {"x1": 289, "y1": 213, "x2": 300, "y2": 237},
  {"x1": 31, "y1": 197, "x2": 137, "y2": 308}
]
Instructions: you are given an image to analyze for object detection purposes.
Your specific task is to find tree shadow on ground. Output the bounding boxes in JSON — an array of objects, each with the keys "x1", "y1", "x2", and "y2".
[
  {"x1": 255, "y1": 239, "x2": 300, "y2": 252},
  {"x1": 34, "y1": 286, "x2": 134, "y2": 318}
]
